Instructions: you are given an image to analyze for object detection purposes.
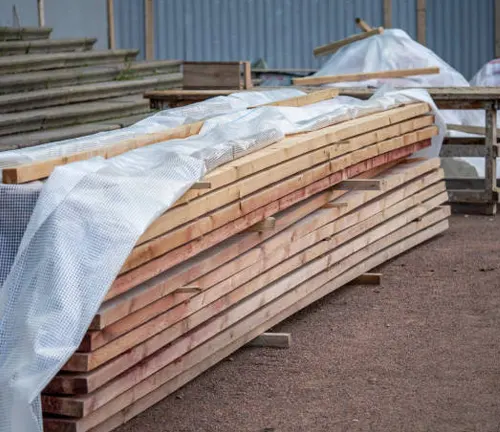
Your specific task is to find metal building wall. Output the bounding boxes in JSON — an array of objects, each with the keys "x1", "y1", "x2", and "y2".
[
  {"x1": 426, "y1": 0, "x2": 494, "y2": 79},
  {"x1": 114, "y1": 0, "x2": 496, "y2": 78},
  {"x1": 392, "y1": 0, "x2": 417, "y2": 39},
  {"x1": 0, "y1": 0, "x2": 107, "y2": 49},
  {"x1": 116, "y1": 0, "x2": 385, "y2": 68}
]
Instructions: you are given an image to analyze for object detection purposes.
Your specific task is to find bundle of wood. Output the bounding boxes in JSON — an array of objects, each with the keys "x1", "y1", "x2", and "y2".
[{"x1": 40, "y1": 98, "x2": 449, "y2": 432}]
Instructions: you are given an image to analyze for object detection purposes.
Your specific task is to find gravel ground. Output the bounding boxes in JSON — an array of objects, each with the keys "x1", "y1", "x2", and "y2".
[{"x1": 117, "y1": 214, "x2": 500, "y2": 432}]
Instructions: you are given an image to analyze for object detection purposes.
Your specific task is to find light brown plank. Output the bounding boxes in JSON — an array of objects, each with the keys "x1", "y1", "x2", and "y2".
[
  {"x1": 313, "y1": 27, "x2": 384, "y2": 57},
  {"x1": 293, "y1": 67, "x2": 440, "y2": 85}
]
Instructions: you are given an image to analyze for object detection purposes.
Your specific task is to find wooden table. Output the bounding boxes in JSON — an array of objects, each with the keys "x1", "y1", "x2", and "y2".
[{"x1": 338, "y1": 87, "x2": 500, "y2": 214}]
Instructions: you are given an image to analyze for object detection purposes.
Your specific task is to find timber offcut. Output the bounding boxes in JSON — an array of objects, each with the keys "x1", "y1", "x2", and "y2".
[{"x1": 20, "y1": 90, "x2": 452, "y2": 431}]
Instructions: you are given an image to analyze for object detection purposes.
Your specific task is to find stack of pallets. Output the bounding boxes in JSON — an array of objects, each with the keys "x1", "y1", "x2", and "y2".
[{"x1": 3, "y1": 93, "x2": 448, "y2": 431}]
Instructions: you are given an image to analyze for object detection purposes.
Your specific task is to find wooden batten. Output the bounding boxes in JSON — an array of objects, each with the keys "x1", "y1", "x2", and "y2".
[{"x1": 313, "y1": 27, "x2": 384, "y2": 57}]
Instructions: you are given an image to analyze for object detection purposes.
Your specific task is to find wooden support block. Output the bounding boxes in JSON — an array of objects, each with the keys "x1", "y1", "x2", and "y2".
[
  {"x1": 348, "y1": 273, "x2": 382, "y2": 285},
  {"x1": 175, "y1": 287, "x2": 202, "y2": 294},
  {"x1": 294, "y1": 67, "x2": 440, "y2": 86},
  {"x1": 247, "y1": 217, "x2": 276, "y2": 233},
  {"x1": 334, "y1": 179, "x2": 384, "y2": 191},
  {"x1": 323, "y1": 201, "x2": 348, "y2": 209},
  {"x1": 355, "y1": 17, "x2": 373, "y2": 32},
  {"x1": 246, "y1": 332, "x2": 291, "y2": 349},
  {"x1": 191, "y1": 181, "x2": 212, "y2": 190},
  {"x1": 313, "y1": 27, "x2": 384, "y2": 57}
]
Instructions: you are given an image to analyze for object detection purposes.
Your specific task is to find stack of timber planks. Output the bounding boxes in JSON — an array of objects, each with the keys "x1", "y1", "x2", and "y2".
[
  {"x1": 0, "y1": 26, "x2": 181, "y2": 151},
  {"x1": 39, "y1": 99, "x2": 449, "y2": 432}
]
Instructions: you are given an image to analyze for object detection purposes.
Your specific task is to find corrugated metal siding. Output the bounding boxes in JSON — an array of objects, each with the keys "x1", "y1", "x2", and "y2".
[
  {"x1": 117, "y1": 0, "x2": 385, "y2": 68},
  {"x1": 426, "y1": 0, "x2": 495, "y2": 79},
  {"x1": 115, "y1": 0, "x2": 146, "y2": 60},
  {"x1": 115, "y1": 0, "x2": 496, "y2": 78},
  {"x1": 392, "y1": 0, "x2": 417, "y2": 39}
]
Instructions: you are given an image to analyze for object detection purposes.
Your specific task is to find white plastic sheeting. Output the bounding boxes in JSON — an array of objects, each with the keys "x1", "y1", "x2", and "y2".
[
  {"x1": 0, "y1": 88, "x2": 440, "y2": 432},
  {"x1": 0, "y1": 89, "x2": 304, "y2": 170},
  {"x1": 470, "y1": 59, "x2": 500, "y2": 87},
  {"x1": 315, "y1": 29, "x2": 469, "y2": 88},
  {"x1": 312, "y1": 28, "x2": 499, "y2": 177}
]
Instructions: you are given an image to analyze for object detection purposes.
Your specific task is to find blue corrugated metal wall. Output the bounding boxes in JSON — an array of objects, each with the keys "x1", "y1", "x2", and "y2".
[
  {"x1": 427, "y1": 0, "x2": 494, "y2": 79},
  {"x1": 115, "y1": 0, "x2": 495, "y2": 78}
]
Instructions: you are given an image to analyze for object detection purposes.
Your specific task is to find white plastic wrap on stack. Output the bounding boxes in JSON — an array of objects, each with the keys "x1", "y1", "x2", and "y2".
[
  {"x1": 0, "y1": 88, "x2": 440, "y2": 432},
  {"x1": 470, "y1": 59, "x2": 500, "y2": 86},
  {"x1": 312, "y1": 28, "x2": 500, "y2": 177}
]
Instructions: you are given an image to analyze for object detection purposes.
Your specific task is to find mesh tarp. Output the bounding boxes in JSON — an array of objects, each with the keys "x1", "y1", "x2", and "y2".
[{"x1": 0, "y1": 89, "x2": 440, "y2": 432}]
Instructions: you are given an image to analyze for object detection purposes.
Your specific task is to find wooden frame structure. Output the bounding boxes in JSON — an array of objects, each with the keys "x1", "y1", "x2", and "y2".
[
  {"x1": 144, "y1": 87, "x2": 500, "y2": 215},
  {"x1": 337, "y1": 87, "x2": 500, "y2": 215}
]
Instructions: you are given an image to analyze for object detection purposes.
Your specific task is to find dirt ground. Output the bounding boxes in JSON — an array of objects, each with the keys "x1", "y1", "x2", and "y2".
[{"x1": 118, "y1": 214, "x2": 500, "y2": 432}]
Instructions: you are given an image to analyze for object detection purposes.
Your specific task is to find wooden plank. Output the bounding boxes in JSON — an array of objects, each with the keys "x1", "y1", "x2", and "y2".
[
  {"x1": 293, "y1": 67, "x2": 440, "y2": 86},
  {"x1": 129, "y1": 120, "x2": 432, "y2": 266},
  {"x1": 447, "y1": 123, "x2": 489, "y2": 136},
  {"x1": 243, "y1": 61, "x2": 252, "y2": 89},
  {"x1": 348, "y1": 273, "x2": 381, "y2": 285},
  {"x1": 144, "y1": 0, "x2": 154, "y2": 60},
  {"x1": 112, "y1": 138, "x2": 433, "y2": 301},
  {"x1": 355, "y1": 18, "x2": 373, "y2": 32},
  {"x1": 42, "y1": 208, "x2": 449, "y2": 424},
  {"x1": 183, "y1": 62, "x2": 243, "y2": 89},
  {"x1": 417, "y1": 0, "x2": 426, "y2": 45},
  {"x1": 383, "y1": 0, "x2": 392, "y2": 28},
  {"x1": 447, "y1": 189, "x2": 497, "y2": 204},
  {"x1": 79, "y1": 176, "x2": 445, "y2": 361},
  {"x1": 139, "y1": 106, "x2": 433, "y2": 244},
  {"x1": 334, "y1": 178, "x2": 384, "y2": 191},
  {"x1": 57, "y1": 162, "x2": 443, "y2": 381},
  {"x1": 106, "y1": 0, "x2": 115, "y2": 50},
  {"x1": 116, "y1": 130, "x2": 436, "y2": 289},
  {"x1": 485, "y1": 104, "x2": 497, "y2": 213},
  {"x1": 248, "y1": 88, "x2": 339, "y2": 108},
  {"x1": 1, "y1": 120, "x2": 205, "y2": 184},
  {"x1": 440, "y1": 144, "x2": 498, "y2": 158},
  {"x1": 313, "y1": 27, "x2": 384, "y2": 57},
  {"x1": 84, "y1": 162, "x2": 443, "y2": 353},
  {"x1": 246, "y1": 332, "x2": 291, "y2": 348},
  {"x1": 1, "y1": 88, "x2": 347, "y2": 184},
  {"x1": 72, "y1": 219, "x2": 448, "y2": 432},
  {"x1": 89, "y1": 159, "x2": 440, "y2": 332},
  {"x1": 47, "y1": 203, "x2": 449, "y2": 410}
]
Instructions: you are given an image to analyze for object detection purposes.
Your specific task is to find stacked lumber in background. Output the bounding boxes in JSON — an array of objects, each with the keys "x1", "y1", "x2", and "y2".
[
  {"x1": 38, "y1": 99, "x2": 449, "y2": 432},
  {"x1": 0, "y1": 26, "x2": 181, "y2": 151}
]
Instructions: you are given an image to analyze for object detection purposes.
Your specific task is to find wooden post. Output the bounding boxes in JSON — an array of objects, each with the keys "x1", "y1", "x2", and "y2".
[
  {"x1": 107, "y1": 0, "x2": 116, "y2": 50},
  {"x1": 496, "y1": 0, "x2": 500, "y2": 57},
  {"x1": 417, "y1": 0, "x2": 426, "y2": 45},
  {"x1": 145, "y1": 0, "x2": 154, "y2": 60},
  {"x1": 383, "y1": 0, "x2": 392, "y2": 28},
  {"x1": 485, "y1": 103, "x2": 498, "y2": 214},
  {"x1": 37, "y1": 0, "x2": 45, "y2": 27}
]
